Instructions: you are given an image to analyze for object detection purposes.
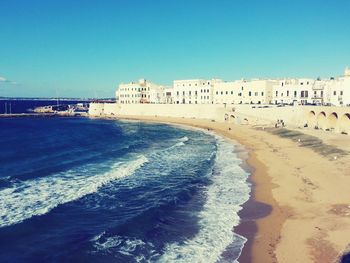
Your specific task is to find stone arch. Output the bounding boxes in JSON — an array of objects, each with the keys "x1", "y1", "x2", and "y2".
[
  {"x1": 316, "y1": 111, "x2": 327, "y2": 130},
  {"x1": 337, "y1": 113, "x2": 350, "y2": 134},
  {"x1": 307, "y1": 110, "x2": 316, "y2": 128},
  {"x1": 326, "y1": 112, "x2": 338, "y2": 131}
]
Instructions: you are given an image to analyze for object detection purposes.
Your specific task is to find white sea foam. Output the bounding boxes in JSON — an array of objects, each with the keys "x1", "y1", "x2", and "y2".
[
  {"x1": 158, "y1": 137, "x2": 250, "y2": 263},
  {"x1": 0, "y1": 155, "x2": 148, "y2": 228},
  {"x1": 92, "y1": 233, "x2": 159, "y2": 262},
  {"x1": 178, "y1": 136, "x2": 189, "y2": 143}
]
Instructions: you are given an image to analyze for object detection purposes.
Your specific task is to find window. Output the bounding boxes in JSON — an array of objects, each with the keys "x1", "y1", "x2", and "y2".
[
  {"x1": 321, "y1": 91, "x2": 323, "y2": 96},
  {"x1": 261, "y1": 92, "x2": 264, "y2": 96},
  {"x1": 177, "y1": 91, "x2": 179, "y2": 96},
  {"x1": 287, "y1": 91, "x2": 289, "y2": 96},
  {"x1": 255, "y1": 92, "x2": 258, "y2": 96},
  {"x1": 281, "y1": 82, "x2": 284, "y2": 87},
  {"x1": 276, "y1": 91, "x2": 278, "y2": 96},
  {"x1": 300, "y1": 82, "x2": 303, "y2": 85},
  {"x1": 301, "y1": 91, "x2": 305, "y2": 97},
  {"x1": 207, "y1": 89, "x2": 209, "y2": 92},
  {"x1": 305, "y1": 91, "x2": 308, "y2": 97},
  {"x1": 221, "y1": 91, "x2": 223, "y2": 95},
  {"x1": 195, "y1": 91, "x2": 198, "y2": 95},
  {"x1": 189, "y1": 84, "x2": 191, "y2": 86},
  {"x1": 241, "y1": 86, "x2": 244, "y2": 90},
  {"x1": 249, "y1": 91, "x2": 252, "y2": 96},
  {"x1": 226, "y1": 91, "x2": 228, "y2": 95},
  {"x1": 340, "y1": 91, "x2": 343, "y2": 95},
  {"x1": 231, "y1": 91, "x2": 233, "y2": 94},
  {"x1": 216, "y1": 91, "x2": 218, "y2": 95},
  {"x1": 294, "y1": 91, "x2": 297, "y2": 97},
  {"x1": 189, "y1": 91, "x2": 191, "y2": 95},
  {"x1": 183, "y1": 91, "x2": 185, "y2": 95}
]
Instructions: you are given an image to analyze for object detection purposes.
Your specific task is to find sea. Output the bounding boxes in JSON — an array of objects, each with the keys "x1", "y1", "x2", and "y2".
[{"x1": 0, "y1": 116, "x2": 251, "y2": 263}]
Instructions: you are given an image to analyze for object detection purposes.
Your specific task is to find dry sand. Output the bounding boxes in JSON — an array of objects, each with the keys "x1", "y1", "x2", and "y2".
[{"x1": 97, "y1": 115, "x2": 350, "y2": 263}]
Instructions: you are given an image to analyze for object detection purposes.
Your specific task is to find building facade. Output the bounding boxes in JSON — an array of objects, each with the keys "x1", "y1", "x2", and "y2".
[
  {"x1": 115, "y1": 67, "x2": 349, "y2": 107},
  {"x1": 172, "y1": 79, "x2": 220, "y2": 104},
  {"x1": 272, "y1": 78, "x2": 314, "y2": 105},
  {"x1": 213, "y1": 79, "x2": 277, "y2": 105},
  {"x1": 116, "y1": 79, "x2": 165, "y2": 104}
]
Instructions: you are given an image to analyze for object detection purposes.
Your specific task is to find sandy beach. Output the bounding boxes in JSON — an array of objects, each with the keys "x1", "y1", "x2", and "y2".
[{"x1": 100, "y1": 114, "x2": 350, "y2": 263}]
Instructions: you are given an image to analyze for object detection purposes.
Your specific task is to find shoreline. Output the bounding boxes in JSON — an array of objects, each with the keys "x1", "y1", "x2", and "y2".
[
  {"x1": 103, "y1": 115, "x2": 284, "y2": 262},
  {"x1": 95, "y1": 114, "x2": 350, "y2": 263},
  {"x1": 7, "y1": 115, "x2": 349, "y2": 262}
]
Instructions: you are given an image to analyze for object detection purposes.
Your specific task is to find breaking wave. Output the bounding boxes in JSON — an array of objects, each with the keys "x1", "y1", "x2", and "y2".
[
  {"x1": 0, "y1": 155, "x2": 148, "y2": 228},
  {"x1": 158, "y1": 137, "x2": 250, "y2": 263}
]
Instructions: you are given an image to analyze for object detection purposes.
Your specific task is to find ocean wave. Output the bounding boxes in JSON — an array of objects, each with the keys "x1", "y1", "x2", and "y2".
[
  {"x1": 91, "y1": 233, "x2": 159, "y2": 262},
  {"x1": 168, "y1": 136, "x2": 189, "y2": 149},
  {"x1": 178, "y1": 136, "x2": 189, "y2": 143},
  {"x1": 0, "y1": 155, "x2": 148, "y2": 228},
  {"x1": 158, "y1": 137, "x2": 250, "y2": 263}
]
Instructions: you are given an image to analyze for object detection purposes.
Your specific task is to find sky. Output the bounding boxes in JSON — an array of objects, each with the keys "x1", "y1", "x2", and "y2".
[{"x1": 0, "y1": 0, "x2": 349, "y2": 98}]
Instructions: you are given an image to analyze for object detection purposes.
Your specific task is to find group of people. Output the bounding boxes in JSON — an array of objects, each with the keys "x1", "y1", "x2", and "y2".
[{"x1": 275, "y1": 119, "x2": 285, "y2": 128}]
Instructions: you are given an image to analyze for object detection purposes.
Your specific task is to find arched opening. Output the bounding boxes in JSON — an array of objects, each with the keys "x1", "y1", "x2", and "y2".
[
  {"x1": 229, "y1": 114, "x2": 236, "y2": 123},
  {"x1": 307, "y1": 111, "x2": 316, "y2": 128},
  {"x1": 326, "y1": 112, "x2": 338, "y2": 131},
  {"x1": 316, "y1": 112, "x2": 327, "y2": 130},
  {"x1": 337, "y1": 113, "x2": 350, "y2": 134}
]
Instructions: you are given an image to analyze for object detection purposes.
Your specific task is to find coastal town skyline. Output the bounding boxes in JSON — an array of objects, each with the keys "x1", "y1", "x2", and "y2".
[{"x1": 1, "y1": 0, "x2": 350, "y2": 98}]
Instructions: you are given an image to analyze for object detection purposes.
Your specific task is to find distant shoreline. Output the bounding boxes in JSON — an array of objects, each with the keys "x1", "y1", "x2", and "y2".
[{"x1": 0, "y1": 113, "x2": 88, "y2": 118}]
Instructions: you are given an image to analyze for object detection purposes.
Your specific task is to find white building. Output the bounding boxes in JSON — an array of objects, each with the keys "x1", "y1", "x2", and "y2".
[
  {"x1": 311, "y1": 79, "x2": 328, "y2": 105},
  {"x1": 116, "y1": 79, "x2": 165, "y2": 104},
  {"x1": 172, "y1": 79, "x2": 220, "y2": 104},
  {"x1": 114, "y1": 67, "x2": 349, "y2": 107},
  {"x1": 272, "y1": 78, "x2": 314, "y2": 105},
  {"x1": 213, "y1": 79, "x2": 277, "y2": 105},
  {"x1": 325, "y1": 68, "x2": 350, "y2": 106},
  {"x1": 163, "y1": 88, "x2": 173, "y2": 104}
]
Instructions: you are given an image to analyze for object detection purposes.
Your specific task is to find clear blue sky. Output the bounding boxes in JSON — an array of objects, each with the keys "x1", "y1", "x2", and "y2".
[{"x1": 0, "y1": 0, "x2": 349, "y2": 98}]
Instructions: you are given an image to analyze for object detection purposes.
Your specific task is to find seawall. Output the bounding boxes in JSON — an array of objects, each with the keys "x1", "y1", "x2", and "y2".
[{"x1": 88, "y1": 103, "x2": 350, "y2": 134}]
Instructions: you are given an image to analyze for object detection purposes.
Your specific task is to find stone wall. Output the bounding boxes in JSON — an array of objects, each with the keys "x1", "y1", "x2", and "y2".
[{"x1": 89, "y1": 103, "x2": 350, "y2": 134}]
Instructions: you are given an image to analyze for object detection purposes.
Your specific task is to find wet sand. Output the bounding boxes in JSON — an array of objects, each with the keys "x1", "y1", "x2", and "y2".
[{"x1": 93, "y1": 114, "x2": 350, "y2": 263}]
